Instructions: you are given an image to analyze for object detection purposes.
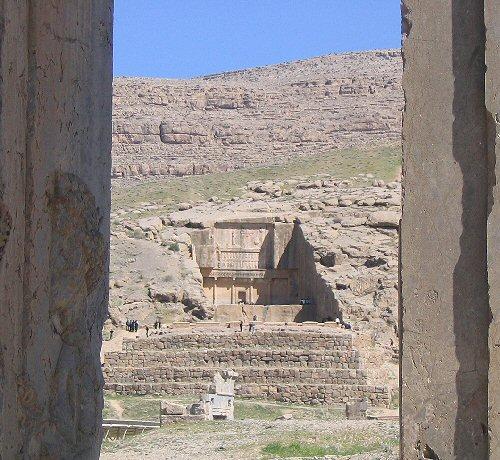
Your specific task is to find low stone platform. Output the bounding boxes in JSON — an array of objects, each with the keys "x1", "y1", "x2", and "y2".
[{"x1": 103, "y1": 329, "x2": 389, "y2": 406}]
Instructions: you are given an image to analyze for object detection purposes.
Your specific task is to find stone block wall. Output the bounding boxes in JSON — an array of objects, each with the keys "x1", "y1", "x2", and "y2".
[
  {"x1": 104, "y1": 331, "x2": 389, "y2": 406},
  {"x1": 106, "y1": 381, "x2": 388, "y2": 406},
  {"x1": 104, "y1": 347, "x2": 360, "y2": 369},
  {"x1": 105, "y1": 366, "x2": 368, "y2": 386},
  {"x1": 121, "y1": 330, "x2": 353, "y2": 351}
]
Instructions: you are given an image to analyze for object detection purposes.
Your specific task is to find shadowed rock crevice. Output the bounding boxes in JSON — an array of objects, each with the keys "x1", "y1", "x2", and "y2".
[{"x1": 0, "y1": 201, "x2": 11, "y2": 262}]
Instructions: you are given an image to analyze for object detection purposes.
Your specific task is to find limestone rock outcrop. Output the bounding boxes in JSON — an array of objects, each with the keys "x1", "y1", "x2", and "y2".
[
  {"x1": 109, "y1": 175, "x2": 401, "y2": 392},
  {"x1": 112, "y1": 50, "x2": 403, "y2": 179}
]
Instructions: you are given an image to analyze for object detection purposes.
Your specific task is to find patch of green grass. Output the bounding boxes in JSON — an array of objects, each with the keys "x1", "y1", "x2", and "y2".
[
  {"x1": 262, "y1": 439, "x2": 397, "y2": 458},
  {"x1": 263, "y1": 442, "x2": 330, "y2": 458},
  {"x1": 233, "y1": 399, "x2": 344, "y2": 422},
  {"x1": 102, "y1": 400, "x2": 116, "y2": 419},
  {"x1": 104, "y1": 394, "x2": 201, "y2": 422},
  {"x1": 234, "y1": 402, "x2": 285, "y2": 421},
  {"x1": 256, "y1": 425, "x2": 399, "y2": 459},
  {"x1": 103, "y1": 395, "x2": 162, "y2": 421},
  {"x1": 112, "y1": 146, "x2": 401, "y2": 213}
]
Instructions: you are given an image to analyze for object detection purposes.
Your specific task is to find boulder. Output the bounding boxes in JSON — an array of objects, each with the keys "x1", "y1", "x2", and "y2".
[
  {"x1": 160, "y1": 401, "x2": 186, "y2": 416},
  {"x1": 319, "y1": 252, "x2": 348, "y2": 267},
  {"x1": 138, "y1": 216, "x2": 164, "y2": 233},
  {"x1": 346, "y1": 400, "x2": 368, "y2": 420},
  {"x1": 178, "y1": 202, "x2": 193, "y2": 211},
  {"x1": 322, "y1": 197, "x2": 339, "y2": 207},
  {"x1": 341, "y1": 217, "x2": 367, "y2": 227},
  {"x1": 367, "y1": 211, "x2": 400, "y2": 228},
  {"x1": 296, "y1": 180, "x2": 322, "y2": 189},
  {"x1": 338, "y1": 198, "x2": 353, "y2": 207}
]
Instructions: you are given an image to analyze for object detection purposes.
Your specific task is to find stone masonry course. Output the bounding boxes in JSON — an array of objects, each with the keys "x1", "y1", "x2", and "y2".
[{"x1": 103, "y1": 330, "x2": 389, "y2": 406}]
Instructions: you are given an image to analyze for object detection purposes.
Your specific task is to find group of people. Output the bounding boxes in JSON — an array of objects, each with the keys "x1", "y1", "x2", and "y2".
[
  {"x1": 124, "y1": 319, "x2": 163, "y2": 336},
  {"x1": 126, "y1": 319, "x2": 139, "y2": 332},
  {"x1": 123, "y1": 315, "x2": 351, "y2": 335}
]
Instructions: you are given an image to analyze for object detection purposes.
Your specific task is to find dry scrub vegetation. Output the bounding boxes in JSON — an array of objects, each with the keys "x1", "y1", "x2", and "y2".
[{"x1": 112, "y1": 146, "x2": 400, "y2": 215}]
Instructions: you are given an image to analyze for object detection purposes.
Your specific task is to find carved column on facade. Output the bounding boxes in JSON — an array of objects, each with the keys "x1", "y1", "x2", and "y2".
[
  {"x1": 249, "y1": 281, "x2": 254, "y2": 304},
  {"x1": 0, "y1": 1, "x2": 113, "y2": 458},
  {"x1": 401, "y1": 1, "x2": 497, "y2": 458},
  {"x1": 231, "y1": 279, "x2": 235, "y2": 304},
  {"x1": 213, "y1": 278, "x2": 218, "y2": 304}
]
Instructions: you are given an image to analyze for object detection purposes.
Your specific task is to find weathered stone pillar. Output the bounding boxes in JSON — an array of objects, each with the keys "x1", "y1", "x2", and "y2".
[
  {"x1": 485, "y1": 1, "x2": 499, "y2": 457},
  {"x1": 213, "y1": 278, "x2": 218, "y2": 304},
  {"x1": 249, "y1": 281, "x2": 254, "y2": 304},
  {"x1": 0, "y1": 1, "x2": 113, "y2": 458},
  {"x1": 401, "y1": 1, "x2": 498, "y2": 458}
]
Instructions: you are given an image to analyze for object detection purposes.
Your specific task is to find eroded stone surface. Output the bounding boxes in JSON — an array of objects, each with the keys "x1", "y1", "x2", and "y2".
[
  {"x1": 49, "y1": 173, "x2": 106, "y2": 344},
  {"x1": 401, "y1": 1, "x2": 494, "y2": 458},
  {"x1": 0, "y1": 2, "x2": 112, "y2": 458},
  {"x1": 0, "y1": 201, "x2": 11, "y2": 262},
  {"x1": 107, "y1": 177, "x2": 400, "y2": 395},
  {"x1": 112, "y1": 50, "x2": 403, "y2": 179}
]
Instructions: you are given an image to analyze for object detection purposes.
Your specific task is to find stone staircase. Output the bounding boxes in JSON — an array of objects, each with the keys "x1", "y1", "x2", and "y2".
[{"x1": 103, "y1": 330, "x2": 389, "y2": 406}]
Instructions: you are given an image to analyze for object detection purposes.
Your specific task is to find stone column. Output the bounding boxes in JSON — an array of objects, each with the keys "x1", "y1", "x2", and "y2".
[
  {"x1": 0, "y1": 2, "x2": 113, "y2": 459},
  {"x1": 401, "y1": 1, "x2": 497, "y2": 458},
  {"x1": 485, "y1": 1, "x2": 500, "y2": 457},
  {"x1": 249, "y1": 281, "x2": 254, "y2": 304},
  {"x1": 231, "y1": 278, "x2": 235, "y2": 304},
  {"x1": 213, "y1": 278, "x2": 217, "y2": 304}
]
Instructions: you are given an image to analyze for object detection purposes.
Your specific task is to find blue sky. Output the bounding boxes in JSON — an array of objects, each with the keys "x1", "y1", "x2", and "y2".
[{"x1": 114, "y1": 1, "x2": 401, "y2": 78}]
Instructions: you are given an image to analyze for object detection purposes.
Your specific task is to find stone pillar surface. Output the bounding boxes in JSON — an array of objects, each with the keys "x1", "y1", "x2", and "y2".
[
  {"x1": 0, "y1": 1, "x2": 113, "y2": 458},
  {"x1": 485, "y1": 0, "x2": 500, "y2": 457},
  {"x1": 401, "y1": 1, "x2": 491, "y2": 459}
]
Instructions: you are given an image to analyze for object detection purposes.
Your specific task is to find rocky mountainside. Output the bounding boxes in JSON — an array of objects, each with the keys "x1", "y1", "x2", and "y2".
[
  {"x1": 108, "y1": 173, "x2": 400, "y2": 391},
  {"x1": 112, "y1": 49, "x2": 402, "y2": 179}
]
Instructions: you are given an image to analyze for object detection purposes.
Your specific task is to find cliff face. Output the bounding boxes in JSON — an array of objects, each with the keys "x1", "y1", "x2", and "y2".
[{"x1": 112, "y1": 50, "x2": 403, "y2": 178}]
